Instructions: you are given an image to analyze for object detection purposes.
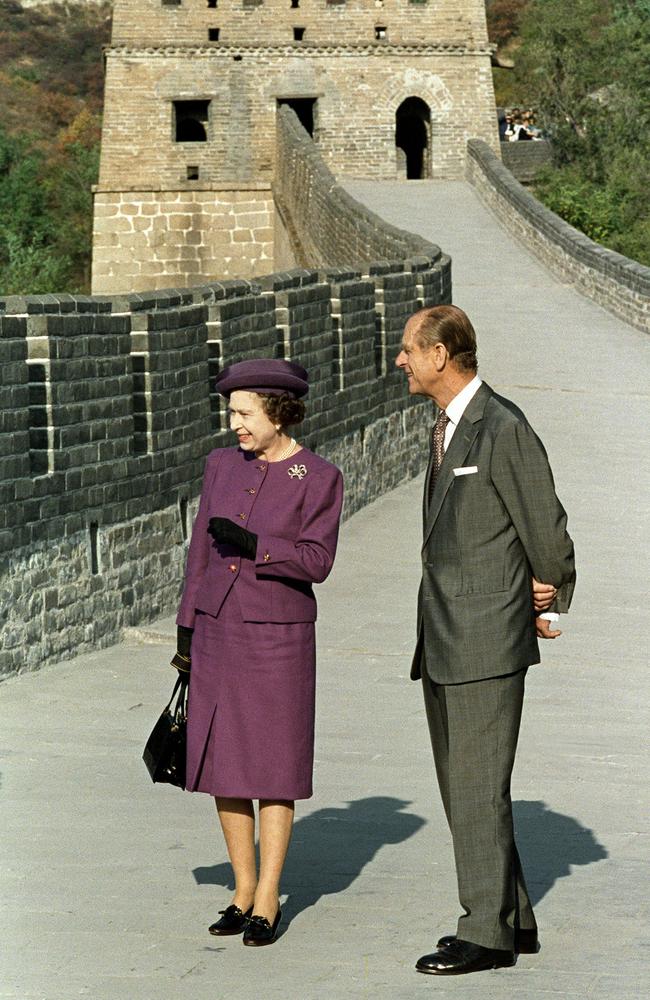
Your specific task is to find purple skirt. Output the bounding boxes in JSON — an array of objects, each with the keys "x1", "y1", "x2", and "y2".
[{"x1": 185, "y1": 587, "x2": 316, "y2": 800}]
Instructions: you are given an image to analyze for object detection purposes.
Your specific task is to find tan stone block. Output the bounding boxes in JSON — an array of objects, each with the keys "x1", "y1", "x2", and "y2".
[
  {"x1": 94, "y1": 204, "x2": 120, "y2": 218},
  {"x1": 132, "y1": 217, "x2": 153, "y2": 232},
  {"x1": 140, "y1": 204, "x2": 159, "y2": 216},
  {"x1": 120, "y1": 203, "x2": 140, "y2": 216},
  {"x1": 93, "y1": 218, "x2": 121, "y2": 237},
  {"x1": 235, "y1": 212, "x2": 271, "y2": 228},
  {"x1": 253, "y1": 228, "x2": 275, "y2": 243},
  {"x1": 93, "y1": 232, "x2": 119, "y2": 249},
  {"x1": 167, "y1": 215, "x2": 192, "y2": 230},
  {"x1": 120, "y1": 233, "x2": 148, "y2": 249},
  {"x1": 231, "y1": 230, "x2": 254, "y2": 243}
]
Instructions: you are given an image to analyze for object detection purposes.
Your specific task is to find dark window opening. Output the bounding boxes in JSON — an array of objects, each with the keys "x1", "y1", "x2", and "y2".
[
  {"x1": 27, "y1": 361, "x2": 51, "y2": 475},
  {"x1": 162, "y1": 0, "x2": 181, "y2": 6},
  {"x1": 89, "y1": 522, "x2": 100, "y2": 576},
  {"x1": 374, "y1": 314, "x2": 386, "y2": 377},
  {"x1": 207, "y1": 341, "x2": 224, "y2": 431},
  {"x1": 396, "y1": 96, "x2": 431, "y2": 179},
  {"x1": 291, "y1": 0, "x2": 300, "y2": 6},
  {"x1": 186, "y1": 165, "x2": 199, "y2": 180},
  {"x1": 208, "y1": 27, "x2": 221, "y2": 41},
  {"x1": 131, "y1": 353, "x2": 150, "y2": 454},
  {"x1": 207, "y1": 0, "x2": 217, "y2": 6},
  {"x1": 293, "y1": 27, "x2": 306, "y2": 41},
  {"x1": 331, "y1": 314, "x2": 344, "y2": 391},
  {"x1": 179, "y1": 497, "x2": 189, "y2": 541},
  {"x1": 233, "y1": 54, "x2": 243, "y2": 61},
  {"x1": 277, "y1": 97, "x2": 317, "y2": 136},
  {"x1": 375, "y1": 25, "x2": 387, "y2": 40},
  {"x1": 174, "y1": 100, "x2": 210, "y2": 142}
]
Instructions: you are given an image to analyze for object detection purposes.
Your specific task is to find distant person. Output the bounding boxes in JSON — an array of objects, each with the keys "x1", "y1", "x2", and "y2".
[
  {"x1": 174, "y1": 359, "x2": 344, "y2": 946},
  {"x1": 511, "y1": 112, "x2": 533, "y2": 140},
  {"x1": 498, "y1": 111, "x2": 508, "y2": 141},
  {"x1": 395, "y1": 305, "x2": 576, "y2": 976},
  {"x1": 523, "y1": 111, "x2": 543, "y2": 139}
]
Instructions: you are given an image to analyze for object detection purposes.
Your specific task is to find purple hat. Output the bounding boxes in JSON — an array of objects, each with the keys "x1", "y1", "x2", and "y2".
[{"x1": 215, "y1": 358, "x2": 309, "y2": 398}]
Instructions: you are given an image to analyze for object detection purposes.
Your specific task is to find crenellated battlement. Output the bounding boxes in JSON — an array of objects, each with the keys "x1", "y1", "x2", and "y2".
[{"x1": 1, "y1": 117, "x2": 452, "y2": 679}]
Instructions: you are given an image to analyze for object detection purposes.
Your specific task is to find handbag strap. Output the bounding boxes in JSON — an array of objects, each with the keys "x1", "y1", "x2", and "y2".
[{"x1": 166, "y1": 673, "x2": 189, "y2": 712}]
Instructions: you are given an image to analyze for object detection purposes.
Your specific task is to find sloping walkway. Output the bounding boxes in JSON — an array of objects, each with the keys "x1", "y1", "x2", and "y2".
[{"x1": 2, "y1": 182, "x2": 649, "y2": 1000}]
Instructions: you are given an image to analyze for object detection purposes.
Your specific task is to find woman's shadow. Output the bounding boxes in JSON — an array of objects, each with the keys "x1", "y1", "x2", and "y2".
[{"x1": 192, "y1": 795, "x2": 426, "y2": 923}]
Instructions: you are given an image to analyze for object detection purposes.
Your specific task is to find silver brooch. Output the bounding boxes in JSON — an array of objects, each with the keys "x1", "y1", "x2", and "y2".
[{"x1": 288, "y1": 463, "x2": 308, "y2": 480}]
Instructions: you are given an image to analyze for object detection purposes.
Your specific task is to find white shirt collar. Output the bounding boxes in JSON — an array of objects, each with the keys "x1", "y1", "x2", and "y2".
[{"x1": 445, "y1": 375, "x2": 482, "y2": 427}]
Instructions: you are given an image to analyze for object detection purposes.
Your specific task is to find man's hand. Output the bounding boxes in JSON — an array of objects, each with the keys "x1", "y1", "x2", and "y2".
[
  {"x1": 532, "y1": 577, "x2": 557, "y2": 612},
  {"x1": 536, "y1": 617, "x2": 562, "y2": 639}
]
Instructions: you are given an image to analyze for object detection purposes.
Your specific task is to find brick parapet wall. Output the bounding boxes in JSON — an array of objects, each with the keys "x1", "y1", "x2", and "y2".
[
  {"x1": 467, "y1": 139, "x2": 650, "y2": 333},
  {"x1": 274, "y1": 105, "x2": 452, "y2": 276},
  {"x1": 499, "y1": 140, "x2": 552, "y2": 185},
  {"x1": 1, "y1": 261, "x2": 450, "y2": 679}
]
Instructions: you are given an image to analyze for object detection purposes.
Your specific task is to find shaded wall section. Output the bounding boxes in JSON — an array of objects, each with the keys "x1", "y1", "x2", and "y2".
[{"x1": 1, "y1": 247, "x2": 450, "y2": 678}]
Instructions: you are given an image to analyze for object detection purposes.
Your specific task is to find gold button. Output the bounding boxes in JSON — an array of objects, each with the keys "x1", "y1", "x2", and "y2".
[
  {"x1": 238, "y1": 513, "x2": 246, "y2": 519},
  {"x1": 263, "y1": 553, "x2": 271, "y2": 563},
  {"x1": 256, "y1": 464, "x2": 266, "y2": 471},
  {"x1": 229, "y1": 564, "x2": 237, "y2": 572},
  {"x1": 246, "y1": 488, "x2": 256, "y2": 495}
]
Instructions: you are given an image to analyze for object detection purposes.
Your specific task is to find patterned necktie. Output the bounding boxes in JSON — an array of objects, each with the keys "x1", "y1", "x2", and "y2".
[{"x1": 428, "y1": 410, "x2": 450, "y2": 507}]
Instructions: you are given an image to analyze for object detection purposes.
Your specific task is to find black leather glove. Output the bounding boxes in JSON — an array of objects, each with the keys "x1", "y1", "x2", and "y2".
[
  {"x1": 208, "y1": 517, "x2": 258, "y2": 559},
  {"x1": 170, "y1": 625, "x2": 193, "y2": 673}
]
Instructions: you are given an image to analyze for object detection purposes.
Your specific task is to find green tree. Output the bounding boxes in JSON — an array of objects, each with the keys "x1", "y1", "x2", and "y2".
[{"x1": 512, "y1": 0, "x2": 650, "y2": 264}]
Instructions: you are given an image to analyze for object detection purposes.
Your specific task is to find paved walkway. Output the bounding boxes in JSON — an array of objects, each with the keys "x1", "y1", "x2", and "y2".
[{"x1": 2, "y1": 182, "x2": 649, "y2": 999}]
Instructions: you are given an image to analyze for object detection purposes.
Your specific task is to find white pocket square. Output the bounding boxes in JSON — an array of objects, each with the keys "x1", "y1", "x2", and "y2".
[{"x1": 453, "y1": 466, "x2": 478, "y2": 476}]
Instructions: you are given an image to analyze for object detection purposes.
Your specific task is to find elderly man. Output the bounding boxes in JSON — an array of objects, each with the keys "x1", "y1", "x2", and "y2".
[{"x1": 396, "y1": 305, "x2": 576, "y2": 976}]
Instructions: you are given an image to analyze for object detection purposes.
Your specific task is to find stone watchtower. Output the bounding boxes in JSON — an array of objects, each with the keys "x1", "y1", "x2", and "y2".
[{"x1": 92, "y1": 0, "x2": 499, "y2": 293}]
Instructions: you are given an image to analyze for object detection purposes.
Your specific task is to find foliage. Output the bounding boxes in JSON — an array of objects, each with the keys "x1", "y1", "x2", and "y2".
[
  {"x1": 486, "y1": 0, "x2": 531, "y2": 49},
  {"x1": 509, "y1": 0, "x2": 650, "y2": 265},
  {"x1": 0, "y1": 1, "x2": 111, "y2": 294}
]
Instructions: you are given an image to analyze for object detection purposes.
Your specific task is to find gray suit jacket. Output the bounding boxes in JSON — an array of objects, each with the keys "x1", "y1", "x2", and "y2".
[{"x1": 412, "y1": 382, "x2": 576, "y2": 684}]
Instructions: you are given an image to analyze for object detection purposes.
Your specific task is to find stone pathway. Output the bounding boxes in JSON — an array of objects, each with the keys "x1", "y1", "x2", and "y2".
[{"x1": 1, "y1": 181, "x2": 649, "y2": 999}]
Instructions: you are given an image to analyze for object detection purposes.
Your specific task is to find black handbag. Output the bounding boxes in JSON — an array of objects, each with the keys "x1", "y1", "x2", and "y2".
[{"x1": 142, "y1": 673, "x2": 189, "y2": 789}]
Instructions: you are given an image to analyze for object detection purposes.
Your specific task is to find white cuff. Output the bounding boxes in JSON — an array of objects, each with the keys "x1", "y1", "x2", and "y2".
[{"x1": 539, "y1": 612, "x2": 560, "y2": 622}]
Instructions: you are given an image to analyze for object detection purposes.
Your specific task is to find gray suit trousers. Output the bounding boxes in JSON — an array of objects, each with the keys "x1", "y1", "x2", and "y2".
[{"x1": 422, "y1": 668, "x2": 537, "y2": 950}]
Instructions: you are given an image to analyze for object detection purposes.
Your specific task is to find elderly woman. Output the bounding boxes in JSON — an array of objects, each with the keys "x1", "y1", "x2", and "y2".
[{"x1": 174, "y1": 358, "x2": 344, "y2": 946}]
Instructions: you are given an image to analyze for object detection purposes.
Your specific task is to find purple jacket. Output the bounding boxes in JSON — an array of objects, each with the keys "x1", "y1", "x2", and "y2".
[{"x1": 177, "y1": 446, "x2": 344, "y2": 627}]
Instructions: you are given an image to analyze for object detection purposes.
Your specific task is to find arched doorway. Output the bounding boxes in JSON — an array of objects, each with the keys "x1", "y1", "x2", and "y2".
[{"x1": 395, "y1": 98, "x2": 431, "y2": 179}]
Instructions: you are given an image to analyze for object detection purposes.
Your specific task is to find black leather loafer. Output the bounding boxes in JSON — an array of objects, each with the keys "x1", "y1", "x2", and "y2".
[
  {"x1": 242, "y1": 908, "x2": 282, "y2": 947},
  {"x1": 208, "y1": 904, "x2": 253, "y2": 936},
  {"x1": 416, "y1": 939, "x2": 515, "y2": 975},
  {"x1": 437, "y1": 928, "x2": 539, "y2": 955}
]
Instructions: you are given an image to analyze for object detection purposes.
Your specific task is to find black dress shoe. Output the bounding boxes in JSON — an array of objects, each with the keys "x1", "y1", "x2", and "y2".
[
  {"x1": 208, "y1": 904, "x2": 253, "y2": 936},
  {"x1": 416, "y1": 939, "x2": 515, "y2": 975},
  {"x1": 437, "y1": 928, "x2": 539, "y2": 954},
  {"x1": 242, "y1": 908, "x2": 282, "y2": 947}
]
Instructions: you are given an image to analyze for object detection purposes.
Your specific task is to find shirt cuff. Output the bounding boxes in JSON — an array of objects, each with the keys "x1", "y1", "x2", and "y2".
[{"x1": 539, "y1": 612, "x2": 560, "y2": 622}]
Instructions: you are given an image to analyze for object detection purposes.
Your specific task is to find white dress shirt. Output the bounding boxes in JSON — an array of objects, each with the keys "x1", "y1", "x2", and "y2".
[{"x1": 441, "y1": 376, "x2": 559, "y2": 623}]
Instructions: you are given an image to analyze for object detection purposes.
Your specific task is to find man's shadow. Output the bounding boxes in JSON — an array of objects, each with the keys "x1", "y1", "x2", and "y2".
[
  {"x1": 193, "y1": 795, "x2": 426, "y2": 923},
  {"x1": 514, "y1": 800, "x2": 608, "y2": 905}
]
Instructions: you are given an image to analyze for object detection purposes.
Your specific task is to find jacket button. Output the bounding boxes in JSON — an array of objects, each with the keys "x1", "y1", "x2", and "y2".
[
  {"x1": 229, "y1": 564, "x2": 237, "y2": 572},
  {"x1": 238, "y1": 512, "x2": 246, "y2": 519},
  {"x1": 246, "y1": 488, "x2": 256, "y2": 495},
  {"x1": 263, "y1": 553, "x2": 271, "y2": 563},
  {"x1": 256, "y1": 464, "x2": 266, "y2": 471}
]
